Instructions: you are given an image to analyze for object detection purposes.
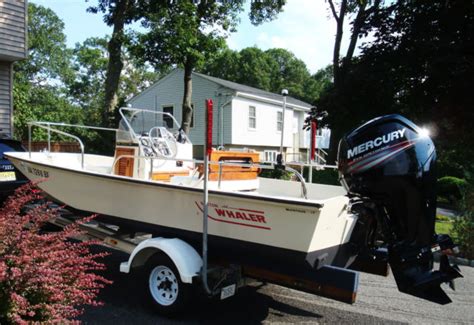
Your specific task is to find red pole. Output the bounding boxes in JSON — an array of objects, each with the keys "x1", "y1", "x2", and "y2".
[
  {"x1": 311, "y1": 120, "x2": 317, "y2": 161},
  {"x1": 205, "y1": 99, "x2": 213, "y2": 157}
]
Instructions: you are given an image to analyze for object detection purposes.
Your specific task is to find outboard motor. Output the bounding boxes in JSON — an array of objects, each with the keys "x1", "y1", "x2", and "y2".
[{"x1": 338, "y1": 114, "x2": 462, "y2": 304}]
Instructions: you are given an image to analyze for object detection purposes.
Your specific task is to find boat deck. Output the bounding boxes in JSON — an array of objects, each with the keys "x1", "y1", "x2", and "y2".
[{"x1": 10, "y1": 151, "x2": 346, "y2": 203}]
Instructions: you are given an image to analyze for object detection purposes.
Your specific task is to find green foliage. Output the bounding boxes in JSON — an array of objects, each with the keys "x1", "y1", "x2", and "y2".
[
  {"x1": 435, "y1": 214, "x2": 452, "y2": 223},
  {"x1": 13, "y1": 85, "x2": 84, "y2": 141},
  {"x1": 435, "y1": 221, "x2": 453, "y2": 236},
  {"x1": 202, "y1": 47, "x2": 328, "y2": 104},
  {"x1": 452, "y1": 169, "x2": 474, "y2": 259},
  {"x1": 304, "y1": 168, "x2": 340, "y2": 186},
  {"x1": 12, "y1": 3, "x2": 159, "y2": 154},
  {"x1": 312, "y1": 0, "x2": 474, "y2": 164},
  {"x1": 437, "y1": 176, "x2": 467, "y2": 206},
  {"x1": 135, "y1": 1, "x2": 243, "y2": 71},
  {"x1": 259, "y1": 167, "x2": 292, "y2": 180},
  {"x1": 13, "y1": 3, "x2": 83, "y2": 140},
  {"x1": 68, "y1": 36, "x2": 160, "y2": 124},
  {"x1": 15, "y1": 3, "x2": 74, "y2": 85},
  {"x1": 248, "y1": 0, "x2": 286, "y2": 25}
]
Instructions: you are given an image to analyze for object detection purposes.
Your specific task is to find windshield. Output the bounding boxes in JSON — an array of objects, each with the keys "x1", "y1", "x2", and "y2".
[{"x1": 117, "y1": 108, "x2": 181, "y2": 143}]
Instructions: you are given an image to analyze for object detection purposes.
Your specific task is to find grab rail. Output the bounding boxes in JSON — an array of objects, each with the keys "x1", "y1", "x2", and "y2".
[
  {"x1": 112, "y1": 154, "x2": 309, "y2": 199},
  {"x1": 27, "y1": 122, "x2": 117, "y2": 169}
]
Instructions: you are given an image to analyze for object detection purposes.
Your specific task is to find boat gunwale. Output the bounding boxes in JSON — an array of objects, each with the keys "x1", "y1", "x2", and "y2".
[{"x1": 6, "y1": 152, "x2": 326, "y2": 209}]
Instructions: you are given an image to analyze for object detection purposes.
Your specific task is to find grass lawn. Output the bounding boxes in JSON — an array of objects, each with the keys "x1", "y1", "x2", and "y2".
[{"x1": 435, "y1": 221, "x2": 453, "y2": 235}]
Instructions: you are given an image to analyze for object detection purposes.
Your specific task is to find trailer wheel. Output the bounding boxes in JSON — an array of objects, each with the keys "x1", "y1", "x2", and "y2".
[{"x1": 145, "y1": 254, "x2": 191, "y2": 315}]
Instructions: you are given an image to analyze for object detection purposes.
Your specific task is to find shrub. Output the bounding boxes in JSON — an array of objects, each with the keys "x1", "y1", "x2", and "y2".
[
  {"x1": 437, "y1": 176, "x2": 467, "y2": 205},
  {"x1": 303, "y1": 167, "x2": 340, "y2": 185},
  {"x1": 259, "y1": 166, "x2": 292, "y2": 180},
  {"x1": 0, "y1": 183, "x2": 111, "y2": 323},
  {"x1": 452, "y1": 171, "x2": 474, "y2": 259},
  {"x1": 435, "y1": 214, "x2": 451, "y2": 223}
]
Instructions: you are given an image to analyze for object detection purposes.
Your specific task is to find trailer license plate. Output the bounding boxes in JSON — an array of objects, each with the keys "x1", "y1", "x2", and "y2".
[
  {"x1": 0, "y1": 172, "x2": 15, "y2": 181},
  {"x1": 220, "y1": 284, "x2": 236, "y2": 300}
]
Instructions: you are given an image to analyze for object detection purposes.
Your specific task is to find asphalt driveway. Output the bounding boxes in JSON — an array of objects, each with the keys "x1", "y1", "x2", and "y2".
[{"x1": 78, "y1": 247, "x2": 474, "y2": 324}]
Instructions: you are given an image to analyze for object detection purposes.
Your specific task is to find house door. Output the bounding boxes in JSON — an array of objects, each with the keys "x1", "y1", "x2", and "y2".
[{"x1": 292, "y1": 116, "x2": 300, "y2": 162}]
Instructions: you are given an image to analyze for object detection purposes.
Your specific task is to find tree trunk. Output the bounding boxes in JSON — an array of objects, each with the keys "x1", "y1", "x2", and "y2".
[
  {"x1": 345, "y1": 3, "x2": 367, "y2": 63},
  {"x1": 181, "y1": 62, "x2": 193, "y2": 134},
  {"x1": 328, "y1": 0, "x2": 347, "y2": 87},
  {"x1": 103, "y1": 0, "x2": 129, "y2": 125}
]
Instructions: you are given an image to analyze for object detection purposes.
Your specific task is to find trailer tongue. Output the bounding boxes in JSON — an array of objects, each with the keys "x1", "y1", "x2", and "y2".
[{"x1": 338, "y1": 114, "x2": 462, "y2": 304}]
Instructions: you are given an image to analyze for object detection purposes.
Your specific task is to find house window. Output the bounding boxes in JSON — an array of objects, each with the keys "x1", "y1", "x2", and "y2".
[
  {"x1": 264, "y1": 150, "x2": 278, "y2": 162},
  {"x1": 277, "y1": 111, "x2": 283, "y2": 132},
  {"x1": 248, "y1": 106, "x2": 256, "y2": 129},
  {"x1": 163, "y1": 105, "x2": 174, "y2": 128}
]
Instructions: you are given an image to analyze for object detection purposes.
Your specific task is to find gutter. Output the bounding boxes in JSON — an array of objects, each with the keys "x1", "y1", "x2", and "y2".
[{"x1": 235, "y1": 92, "x2": 311, "y2": 112}]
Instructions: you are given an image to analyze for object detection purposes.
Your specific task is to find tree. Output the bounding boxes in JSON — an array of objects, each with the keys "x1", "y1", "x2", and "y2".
[
  {"x1": 68, "y1": 36, "x2": 160, "y2": 125},
  {"x1": 13, "y1": 3, "x2": 83, "y2": 141},
  {"x1": 326, "y1": 0, "x2": 382, "y2": 86},
  {"x1": 14, "y1": 3, "x2": 74, "y2": 86},
  {"x1": 248, "y1": 0, "x2": 287, "y2": 25},
  {"x1": 202, "y1": 47, "x2": 322, "y2": 104},
  {"x1": 265, "y1": 48, "x2": 313, "y2": 101},
  {"x1": 359, "y1": 0, "x2": 474, "y2": 172},
  {"x1": 313, "y1": 0, "x2": 474, "y2": 167},
  {"x1": 69, "y1": 37, "x2": 109, "y2": 125},
  {"x1": 310, "y1": 65, "x2": 333, "y2": 101},
  {"x1": 135, "y1": 0, "x2": 244, "y2": 134},
  {"x1": 87, "y1": 0, "x2": 138, "y2": 124}
]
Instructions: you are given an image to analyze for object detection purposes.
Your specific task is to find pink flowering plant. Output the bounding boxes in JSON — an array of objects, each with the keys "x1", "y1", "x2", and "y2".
[{"x1": 0, "y1": 183, "x2": 111, "y2": 323}]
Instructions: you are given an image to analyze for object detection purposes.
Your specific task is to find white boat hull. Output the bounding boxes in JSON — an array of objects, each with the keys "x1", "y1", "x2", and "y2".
[{"x1": 6, "y1": 152, "x2": 358, "y2": 273}]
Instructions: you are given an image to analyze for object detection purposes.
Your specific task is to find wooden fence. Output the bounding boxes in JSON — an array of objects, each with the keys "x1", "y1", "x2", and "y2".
[{"x1": 22, "y1": 141, "x2": 81, "y2": 153}]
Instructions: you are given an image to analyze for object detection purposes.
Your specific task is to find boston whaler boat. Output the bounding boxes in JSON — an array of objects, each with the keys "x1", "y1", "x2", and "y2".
[{"x1": 5, "y1": 101, "x2": 462, "y2": 313}]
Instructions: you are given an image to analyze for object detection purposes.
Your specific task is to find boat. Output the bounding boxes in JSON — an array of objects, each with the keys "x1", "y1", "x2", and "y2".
[{"x1": 5, "y1": 106, "x2": 462, "y2": 308}]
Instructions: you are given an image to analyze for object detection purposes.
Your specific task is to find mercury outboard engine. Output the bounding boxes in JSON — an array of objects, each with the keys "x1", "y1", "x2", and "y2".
[{"x1": 338, "y1": 114, "x2": 462, "y2": 304}]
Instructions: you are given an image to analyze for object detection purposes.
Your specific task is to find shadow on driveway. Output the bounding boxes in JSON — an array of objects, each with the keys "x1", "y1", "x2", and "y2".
[{"x1": 79, "y1": 247, "x2": 399, "y2": 324}]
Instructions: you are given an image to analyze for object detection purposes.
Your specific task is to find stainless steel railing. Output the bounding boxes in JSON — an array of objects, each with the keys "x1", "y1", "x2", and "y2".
[
  {"x1": 27, "y1": 121, "x2": 117, "y2": 169},
  {"x1": 112, "y1": 154, "x2": 309, "y2": 199}
]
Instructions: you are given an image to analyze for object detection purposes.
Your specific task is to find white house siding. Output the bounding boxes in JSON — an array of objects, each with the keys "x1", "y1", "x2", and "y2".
[
  {"x1": 0, "y1": 62, "x2": 12, "y2": 136},
  {"x1": 129, "y1": 69, "x2": 313, "y2": 161},
  {"x1": 231, "y1": 96, "x2": 307, "y2": 149},
  {"x1": 128, "y1": 69, "x2": 232, "y2": 149}
]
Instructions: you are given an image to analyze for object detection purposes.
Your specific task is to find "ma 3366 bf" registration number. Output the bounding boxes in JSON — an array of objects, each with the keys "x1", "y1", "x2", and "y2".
[{"x1": 27, "y1": 166, "x2": 49, "y2": 178}]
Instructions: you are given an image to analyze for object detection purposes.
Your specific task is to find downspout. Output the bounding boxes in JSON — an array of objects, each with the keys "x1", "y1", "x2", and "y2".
[
  {"x1": 216, "y1": 92, "x2": 233, "y2": 150},
  {"x1": 277, "y1": 89, "x2": 288, "y2": 165},
  {"x1": 220, "y1": 97, "x2": 233, "y2": 149}
]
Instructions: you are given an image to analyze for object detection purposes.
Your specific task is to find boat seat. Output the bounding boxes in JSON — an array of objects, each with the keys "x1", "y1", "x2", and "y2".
[
  {"x1": 151, "y1": 169, "x2": 191, "y2": 182},
  {"x1": 114, "y1": 146, "x2": 136, "y2": 177},
  {"x1": 199, "y1": 151, "x2": 260, "y2": 181}
]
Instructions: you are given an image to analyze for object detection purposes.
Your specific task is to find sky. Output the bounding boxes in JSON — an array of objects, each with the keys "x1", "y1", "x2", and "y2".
[{"x1": 31, "y1": 0, "x2": 358, "y2": 74}]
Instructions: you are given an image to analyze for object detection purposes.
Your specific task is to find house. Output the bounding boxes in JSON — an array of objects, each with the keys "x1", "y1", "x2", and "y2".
[
  {"x1": 128, "y1": 68, "x2": 321, "y2": 162},
  {"x1": 0, "y1": 0, "x2": 27, "y2": 138}
]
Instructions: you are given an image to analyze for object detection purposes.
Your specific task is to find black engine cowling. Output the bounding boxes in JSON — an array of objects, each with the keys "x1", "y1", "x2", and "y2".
[
  {"x1": 338, "y1": 114, "x2": 462, "y2": 304},
  {"x1": 338, "y1": 114, "x2": 436, "y2": 246}
]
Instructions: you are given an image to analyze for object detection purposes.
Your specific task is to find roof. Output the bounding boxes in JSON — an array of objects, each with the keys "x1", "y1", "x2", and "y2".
[{"x1": 193, "y1": 71, "x2": 312, "y2": 109}]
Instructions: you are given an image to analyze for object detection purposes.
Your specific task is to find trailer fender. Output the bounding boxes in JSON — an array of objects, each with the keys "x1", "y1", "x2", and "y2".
[{"x1": 119, "y1": 237, "x2": 202, "y2": 284}]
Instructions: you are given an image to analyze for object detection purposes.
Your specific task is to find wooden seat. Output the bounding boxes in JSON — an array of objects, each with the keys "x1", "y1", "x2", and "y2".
[
  {"x1": 201, "y1": 151, "x2": 260, "y2": 181},
  {"x1": 151, "y1": 170, "x2": 190, "y2": 182},
  {"x1": 114, "y1": 147, "x2": 136, "y2": 177}
]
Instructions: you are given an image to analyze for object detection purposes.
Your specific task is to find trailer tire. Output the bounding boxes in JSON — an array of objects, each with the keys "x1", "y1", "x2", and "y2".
[{"x1": 145, "y1": 253, "x2": 191, "y2": 315}]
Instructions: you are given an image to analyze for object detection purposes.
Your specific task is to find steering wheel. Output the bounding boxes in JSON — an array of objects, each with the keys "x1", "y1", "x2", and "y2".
[{"x1": 148, "y1": 126, "x2": 178, "y2": 159}]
